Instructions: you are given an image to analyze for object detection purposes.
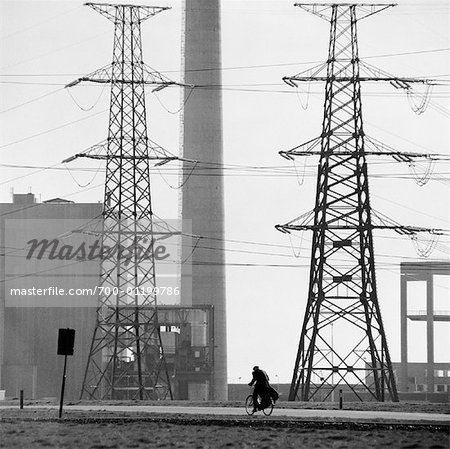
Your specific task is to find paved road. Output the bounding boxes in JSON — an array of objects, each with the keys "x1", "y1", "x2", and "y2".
[{"x1": 4, "y1": 405, "x2": 448, "y2": 424}]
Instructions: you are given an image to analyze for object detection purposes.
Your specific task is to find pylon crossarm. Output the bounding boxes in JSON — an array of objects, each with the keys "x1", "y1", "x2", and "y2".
[
  {"x1": 62, "y1": 138, "x2": 179, "y2": 165},
  {"x1": 152, "y1": 213, "x2": 186, "y2": 237},
  {"x1": 279, "y1": 135, "x2": 449, "y2": 168},
  {"x1": 283, "y1": 59, "x2": 442, "y2": 89},
  {"x1": 276, "y1": 223, "x2": 449, "y2": 235},
  {"x1": 283, "y1": 63, "x2": 328, "y2": 86},
  {"x1": 281, "y1": 149, "x2": 443, "y2": 158},
  {"x1": 62, "y1": 153, "x2": 177, "y2": 164},
  {"x1": 375, "y1": 226, "x2": 449, "y2": 236},
  {"x1": 360, "y1": 61, "x2": 444, "y2": 88},
  {"x1": 65, "y1": 64, "x2": 112, "y2": 88},
  {"x1": 70, "y1": 229, "x2": 180, "y2": 239},
  {"x1": 65, "y1": 63, "x2": 184, "y2": 89},
  {"x1": 142, "y1": 63, "x2": 187, "y2": 89},
  {"x1": 283, "y1": 75, "x2": 441, "y2": 85},
  {"x1": 86, "y1": 3, "x2": 170, "y2": 24},
  {"x1": 371, "y1": 210, "x2": 450, "y2": 236},
  {"x1": 74, "y1": 154, "x2": 177, "y2": 162},
  {"x1": 294, "y1": 3, "x2": 396, "y2": 21},
  {"x1": 147, "y1": 138, "x2": 179, "y2": 161},
  {"x1": 365, "y1": 137, "x2": 450, "y2": 162},
  {"x1": 61, "y1": 140, "x2": 107, "y2": 163},
  {"x1": 275, "y1": 210, "x2": 315, "y2": 233},
  {"x1": 279, "y1": 136, "x2": 322, "y2": 159},
  {"x1": 70, "y1": 217, "x2": 192, "y2": 244}
]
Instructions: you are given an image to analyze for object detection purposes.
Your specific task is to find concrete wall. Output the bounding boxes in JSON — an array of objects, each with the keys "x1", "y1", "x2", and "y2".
[
  {"x1": 228, "y1": 384, "x2": 450, "y2": 403},
  {"x1": 0, "y1": 195, "x2": 102, "y2": 399},
  {"x1": 3, "y1": 307, "x2": 96, "y2": 399}
]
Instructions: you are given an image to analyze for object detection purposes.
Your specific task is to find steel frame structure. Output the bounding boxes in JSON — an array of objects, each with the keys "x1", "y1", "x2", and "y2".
[
  {"x1": 67, "y1": 3, "x2": 176, "y2": 400},
  {"x1": 279, "y1": 3, "x2": 403, "y2": 402},
  {"x1": 279, "y1": 3, "x2": 448, "y2": 402}
]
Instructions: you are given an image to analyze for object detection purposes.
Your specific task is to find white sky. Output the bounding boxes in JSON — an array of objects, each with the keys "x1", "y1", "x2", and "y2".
[{"x1": 0, "y1": 0, "x2": 449, "y2": 384}]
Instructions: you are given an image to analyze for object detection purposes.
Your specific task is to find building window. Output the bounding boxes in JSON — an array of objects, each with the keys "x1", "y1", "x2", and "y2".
[
  {"x1": 435, "y1": 384, "x2": 446, "y2": 392},
  {"x1": 434, "y1": 370, "x2": 445, "y2": 377},
  {"x1": 416, "y1": 384, "x2": 426, "y2": 392}
]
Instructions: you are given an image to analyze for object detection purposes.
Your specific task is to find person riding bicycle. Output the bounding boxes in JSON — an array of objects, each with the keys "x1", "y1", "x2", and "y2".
[{"x1": 248, "y1": 365, "x2": 270, "y2": 412}]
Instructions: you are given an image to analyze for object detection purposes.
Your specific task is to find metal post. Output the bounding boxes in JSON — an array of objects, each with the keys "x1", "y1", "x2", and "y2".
[
  {"x1": 381, "y1": 347, "x2": 385, "y2": 402},
  {"x1": 59, "y1": 355, "x2": 68, "y2": 419},
  {"x1": 331, "y1": 323, "x2": 334, "y2": 403},
  {"x1": 19, "y1": 390, "x2": 23, "y2": 409},
  {"x1": 426, "y1": 275, "x2": 434, "y2": 396},
  {"x1": 339, "y1": 389, "x2": 343, "y2": 409},
  {"x1": 400, "y1": 270, "x2": 408, "y2": 392}
]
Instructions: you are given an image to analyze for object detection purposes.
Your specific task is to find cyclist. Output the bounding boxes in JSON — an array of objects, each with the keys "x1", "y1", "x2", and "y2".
[{"x1": 248, "y1": 365, "x2": 270, "y2": 412}]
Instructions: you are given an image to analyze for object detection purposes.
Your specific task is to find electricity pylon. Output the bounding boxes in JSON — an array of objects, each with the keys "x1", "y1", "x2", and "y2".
[
  {"x1": 64, "y1": 3, "x2": 180, "y2": 400},
  {"x1": 277, "y1": 3, "x2": 447, "y2": 402}
]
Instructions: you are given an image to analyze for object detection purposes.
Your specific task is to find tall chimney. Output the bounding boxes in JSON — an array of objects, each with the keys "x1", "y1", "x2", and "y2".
[{"x1": 181, "y1": 0, "x2": 227, "y2": 400}]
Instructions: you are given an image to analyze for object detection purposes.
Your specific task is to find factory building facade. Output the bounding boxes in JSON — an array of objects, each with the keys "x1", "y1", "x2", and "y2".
[
  {"x1": 0, "y1": 193, "x2": 101, "y2": 399},
  {"x1": 0, "y1": 193, "x2": 216, "y2": 400}
]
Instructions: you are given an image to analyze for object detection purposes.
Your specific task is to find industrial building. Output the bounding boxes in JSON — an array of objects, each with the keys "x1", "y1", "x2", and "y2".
[
  {"x1": 0, "y1": 193, "x2": 101, "y2": 399},
  {"x1": 0, "y1": 193, "x2": 216, "y2": 400},
  {"x1": 400, "y1": 261, "x2": 450, "y2": 396},
  {"x1": 393, "y1": 362, "x2": 450, "y2": 395}
]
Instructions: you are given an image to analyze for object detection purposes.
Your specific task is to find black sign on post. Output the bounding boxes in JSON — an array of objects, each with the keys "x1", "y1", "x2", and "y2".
[
  {"x1": 58, "y1": 328, "x2": 75, "y2": 356},
  {"x1": 57, "y1": 328, "x2": 75, "y2": 419}
]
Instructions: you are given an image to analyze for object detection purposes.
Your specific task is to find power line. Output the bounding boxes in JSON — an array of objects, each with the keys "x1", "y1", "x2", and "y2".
[
  {"x1": 3, "y1": 80, "x2": 450, "y2": 89},
  {"x1": 0, "y1": 5, "x2": 81, "y2": 41},
  {"x1": 0, "y1": 162, "x2": 63, "y2": 187},
  {"x1": 0, "y1": 87, "x2": 64, "y2": 114},
  {"x1": 2, "y1": 230, "x2": 448, "y2": 284},
  {"x1": 0, "y1": 30, "x2": 109, "y2": 72},
  {"x1": 2, "y1": 156, "x2": 449, "y2": 194},
  {"x1": 1, "y1": 45, "x2": 448, "y2": 117},
  {"x1": 1, "y1": 48, "x2": 449, "y2": 78},
  {"x1": 0, "y1": 107, "x2": 107, "y2": 151},
  {"x1": 0, "y1": 82, "x2": 448, "y2": 148}
]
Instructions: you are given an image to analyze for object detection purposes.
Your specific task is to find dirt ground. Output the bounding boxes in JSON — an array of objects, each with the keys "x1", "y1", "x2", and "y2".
[
  {"x1": 2, "y1": 399, "x2": 449, "y2": 415},
  {"x1": 1, "y1": 409, "x2": 449, "y2": 449}
]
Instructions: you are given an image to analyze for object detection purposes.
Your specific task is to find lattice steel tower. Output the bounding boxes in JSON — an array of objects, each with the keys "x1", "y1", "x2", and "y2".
[
  {"x1": 276, "y1": 3, "x2": 443, "y2": 402},
  {"x1": 65, "y1": 3, "x2": 179, "y2": 400}
]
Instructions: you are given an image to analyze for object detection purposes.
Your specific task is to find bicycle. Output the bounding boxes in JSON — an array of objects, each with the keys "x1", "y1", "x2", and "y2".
[{"x1": 245, "y1": 390, "x2": 274, "y2": 416}]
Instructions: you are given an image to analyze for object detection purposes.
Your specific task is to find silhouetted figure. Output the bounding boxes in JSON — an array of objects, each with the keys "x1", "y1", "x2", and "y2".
[{"x1": 248, "y1": 365, "x2": 270, "y2": 412}]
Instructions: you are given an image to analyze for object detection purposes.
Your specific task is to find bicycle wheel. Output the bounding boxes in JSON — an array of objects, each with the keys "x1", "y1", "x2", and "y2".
[
  {"x1": 245, "y1": 395, "x2": 255, "y2": 415},
  {"x1": 262, "y1": 400, "x2": 274, "y2": 416}
]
